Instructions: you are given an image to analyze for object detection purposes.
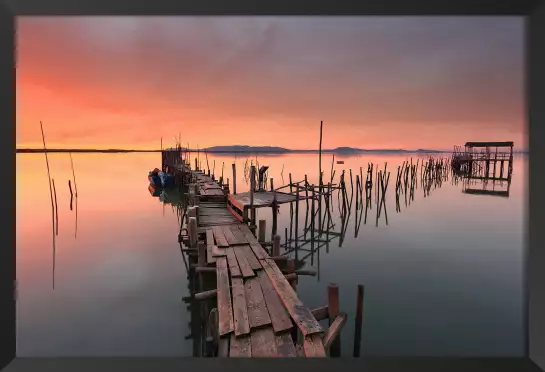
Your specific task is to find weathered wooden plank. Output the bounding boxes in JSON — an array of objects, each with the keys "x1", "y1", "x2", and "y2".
[
  {"x1": 322, "y1": 312, "x2": 347, "y2": 349},
  {"x1": 244, "y1": 277, "x2": 272, "y2": 329},
  {"x1": 222, "y1": 225, "x2": 240, "y2": 246},
  {"x1": 240, "y1": 245, "x2": 262, "y2": 271},
  {"x1": 257, "y1": 270, "x2": 293, "y2": 334},
  {"x1": 261, "y1": 259, "x2": 324, "y2": 336},
  {"x1": 303, "y1": 334, "x2": 326, "y2": 357},
  {"x1": 230, "y1": 225, "x2": 250, "y2": 245},
  {"x1": 229, "y1": 334, "x2": 251, "y2": 357},
  {"x1": 225, "y1": 248, "x2": 243, "y2": 278},
  {"x1": 206, "y1": 228, "x2": 215, "y2": 246},
  {"x1": 206, "y1": 244, "x2": 216, "y2": 264},
  {"x1": 233, "y1": 247, "x2": 256, "y2": 278},
  {"x1": 275, "y1": 332, "x2": 297, "y2": 357},
  {"x1": 249, "y1": 243, "x2": 270, "y2": 260},
  {"x1": 216, "y1": 257, "x2": 234, "y2": 336},
  {"x1": 231, "y1": 278, "x2": 250, "y2": 337},
  {"x1": 212, "y1": 244, "x2": 227, "y2": 257},
  {"x1": 213, "y1": 226, "x2": 229, "y2": 248},
  {"x1": 250, "y1": 327, "x2": 278, "y2": 357}
]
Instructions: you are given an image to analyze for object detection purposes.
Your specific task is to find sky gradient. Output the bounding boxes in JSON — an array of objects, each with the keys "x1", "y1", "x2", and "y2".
[{"x1": 16, "y1": 16, "x2": 525, "y2": 150}]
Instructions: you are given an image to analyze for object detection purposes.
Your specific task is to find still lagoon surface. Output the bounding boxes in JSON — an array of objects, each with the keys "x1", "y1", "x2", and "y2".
[{"x1": 16, "y1": 152, "x2": 527, "y2": 357}]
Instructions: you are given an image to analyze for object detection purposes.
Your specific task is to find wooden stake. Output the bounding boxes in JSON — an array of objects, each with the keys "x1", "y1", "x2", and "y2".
[
  {"x1": 353, "y1": 284, "x2": 364, "y2": 357},
  {"x1": 232, "y1": 163, "x2": 237, "y2": 195},
  {"x1": 328, "y1": 283, "x2": 341, "y2": 357},
  {"x1": 258, "y1": 219, "x2": 266, "y2": 243}
]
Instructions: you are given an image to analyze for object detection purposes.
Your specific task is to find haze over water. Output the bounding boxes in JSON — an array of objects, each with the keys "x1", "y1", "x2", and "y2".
[{"x1": 16, "y1": 152, "x2": 527, "y2": 357}]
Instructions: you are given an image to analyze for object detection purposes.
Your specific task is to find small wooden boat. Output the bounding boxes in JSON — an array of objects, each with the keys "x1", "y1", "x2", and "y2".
[{"x1": 336, "y1": 160, "x2": 344, "y2": 164}]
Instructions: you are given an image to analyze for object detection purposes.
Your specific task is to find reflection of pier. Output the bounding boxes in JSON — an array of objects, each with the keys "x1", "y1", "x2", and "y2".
[{"x1": 461, "y1": 175, "x2": 512, "y2": 198}]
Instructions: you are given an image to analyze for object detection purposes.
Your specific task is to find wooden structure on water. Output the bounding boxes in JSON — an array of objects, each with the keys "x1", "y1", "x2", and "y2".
[
  {"x1": 451, "y1": 141, "x2": 514, "y2": 180},
  {"x1": 451, "y1": 141, "x2": 514, "y2": 198},
  {"x1": 175, "y1": 167, "x2": 353, "y2": 358}
]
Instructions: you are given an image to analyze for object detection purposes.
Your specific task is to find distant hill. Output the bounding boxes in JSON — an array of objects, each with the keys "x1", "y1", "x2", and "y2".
[
  {"x1": 16, "y1": 148, "x2": 161, "y2": 153},
  {"x1": 16, "y1": 146, "x2": 451, "y2": 154},
  {"x1": 204, "y1": 145, "x2": 289, "y2": 153}
]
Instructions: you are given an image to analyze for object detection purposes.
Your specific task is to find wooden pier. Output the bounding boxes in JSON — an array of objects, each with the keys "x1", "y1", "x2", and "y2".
[{"x1": 179, "y1": 168, "x2": 348, "y2": 358}]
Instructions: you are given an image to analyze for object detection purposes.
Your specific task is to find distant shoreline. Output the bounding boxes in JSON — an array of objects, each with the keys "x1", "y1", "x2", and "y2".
[{"x1": 16, "y1": 146, "x2": 529, "y2": 155}]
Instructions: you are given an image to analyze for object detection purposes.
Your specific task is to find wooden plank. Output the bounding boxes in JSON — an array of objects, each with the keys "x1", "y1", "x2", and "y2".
[
  {"x1": 213, "y1": 226, "x2": 229, "y2": 248},
  {"x1": 222, "y1": 225, "x2": 240, "y2": 246},
  {"x1": 257, "y1": 270, "x2": 293, "y2": 334},
  {"x1": 212, "y1": 244, "x2": 227, "y2": 257},
  {"x1": 275, "y1": 332, "x2": 297, "y2": 357},
  {"x1": 250, "y1": 327, "x2": 278, "y2": 357},
  {"x1": 225, "y1": 248, "x2": 243, "y2": 278},
  {"x1": 261, "y1": 259, "x2": 324, "y2": 336},
  {"x1": 216, "y1": 257, "x2": 234, "y2": 336},
  {"x1": 230, "y1": 225, "x2": 250, "y2": 245},
  {"x1": 303, "y1": 334, "x2": 326, "y2": 357},
  {"x1": 238, "y1": 225, "x2": 270, "y2": 260},
  {"x1": 240, "y1": 245, "x2": 262, "y2": 271},
  {"x1": 206, "y1": 244, "x2": 216, "y2": 264},
  {"x1": 231, "y1": 278, "x2": 250, "y2": 337},
  {"x1": 229, "y1": 334, "x2": 252, "y2": 357},
  {"x1": 322, "y1": 312, "x2": 347, "y2": 349},
  {"x1": 244, "y1": 276, "x2": 272, "y2": 329},
  {"x1": 206, "y1": 228, "x2": 215, "y2": 246},
  {"x1": 233, "y1": 247, "x2": 256, "y2": 278}
]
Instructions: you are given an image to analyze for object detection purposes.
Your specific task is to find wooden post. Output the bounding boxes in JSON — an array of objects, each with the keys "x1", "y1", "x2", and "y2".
[
  {"x1": 353, "y1": 284, "x2": 364, "y2": 357},
  {"x1": 272, "y1": 191, "x2": 278, "y2": 240},
  {"x1": 194, "y1": 205, "x2": 200, "y2": 227},
  {"x1": 232, "y1": 163, "x2": 237, "y2": 195},
  {"x1": 198, "y1": 241, "x2": 206, "y2": 268},
  {"x1": 250, "y1": 165, "x2": 256, "y2": 227},
  {"x1": 328, "y1": 283, "x2": 341, "y2": 357},
  {"x1": 270, "y1": 178, "x2": 274, "y2": 191},
  {"x1": 258, "y1": 219, "x2": 266, "y2": 243},
  {"x1": 273, "y1": 234, "x2": 281, "y2": 257},
  {"x1": 189, "y1": 217, "x2": 198, "y2": 249}
]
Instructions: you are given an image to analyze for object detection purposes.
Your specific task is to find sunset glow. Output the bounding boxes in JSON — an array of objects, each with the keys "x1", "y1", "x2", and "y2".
[{"x1": 16, "y1": 16, "x2": 525, "y2": 150}]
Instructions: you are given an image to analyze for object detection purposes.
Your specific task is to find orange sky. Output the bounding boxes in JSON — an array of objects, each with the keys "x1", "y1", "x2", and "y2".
[{"x1": 16, "y1": 16, "x2": 526, "y2": 150}]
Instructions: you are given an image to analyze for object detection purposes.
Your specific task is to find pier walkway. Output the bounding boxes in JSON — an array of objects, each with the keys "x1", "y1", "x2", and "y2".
[{"x1": 181, "y1": 169, "x2": 345, "y2": 358}]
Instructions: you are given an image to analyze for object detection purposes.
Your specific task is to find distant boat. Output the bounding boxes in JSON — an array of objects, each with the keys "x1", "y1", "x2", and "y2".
[{"x1": 336, "y1": 160, "x2": 344, "y2": 164}]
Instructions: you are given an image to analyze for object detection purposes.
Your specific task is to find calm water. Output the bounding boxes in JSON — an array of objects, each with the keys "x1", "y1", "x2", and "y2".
[{"x1": 16, "y1": 152, "x2": 527, "y2": 357}]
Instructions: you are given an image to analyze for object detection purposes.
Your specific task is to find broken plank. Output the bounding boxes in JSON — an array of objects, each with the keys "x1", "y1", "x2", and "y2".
[
  {"x1": 231, "y1": 278, "x2": 250, "y2": 337},
  {"x1": 225, "y1": 248, "x2": 242, "y2": 278},
  {"x1": 240, "y1": 245, "x2": 262, "y2": 271},
  {"x1": 257, "y1": 270, "x2": 293, "y2": 334},
  {"x1": 275, "y1": 332, "x2": 297, "y2": 357},
  {"x1": 229, "y1": 334, "x2": 251, "y2": 357},
  {"x1": 303, "y1": 334, "x2": 326, "y2": 357},
  {"x1": 322, "y1": 312, "x2": 347, "y2": 349},
  {"x1": 261, "y1": 259, "x2": 324, "y2": 336},
  {"x1": 250, "y1": 327, "x2": 278, "y2": 357},
  {"x1": 233, "y1": 246, "x2": 256, "y2": 278},
  {"x1": 244, "y1": 276, "x2": 272, "y2": 329},
  {"x1": 213, "y1": 226, "x2": 229, "y2": 248},
  {"x1": 216, "y1": 257, "x2": 234, "y2": 336}
]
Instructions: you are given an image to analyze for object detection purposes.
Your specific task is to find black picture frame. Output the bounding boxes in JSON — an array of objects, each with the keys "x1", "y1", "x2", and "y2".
[{"x1": 3, "y1": 1, "x2": 544, "y2": 371}]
